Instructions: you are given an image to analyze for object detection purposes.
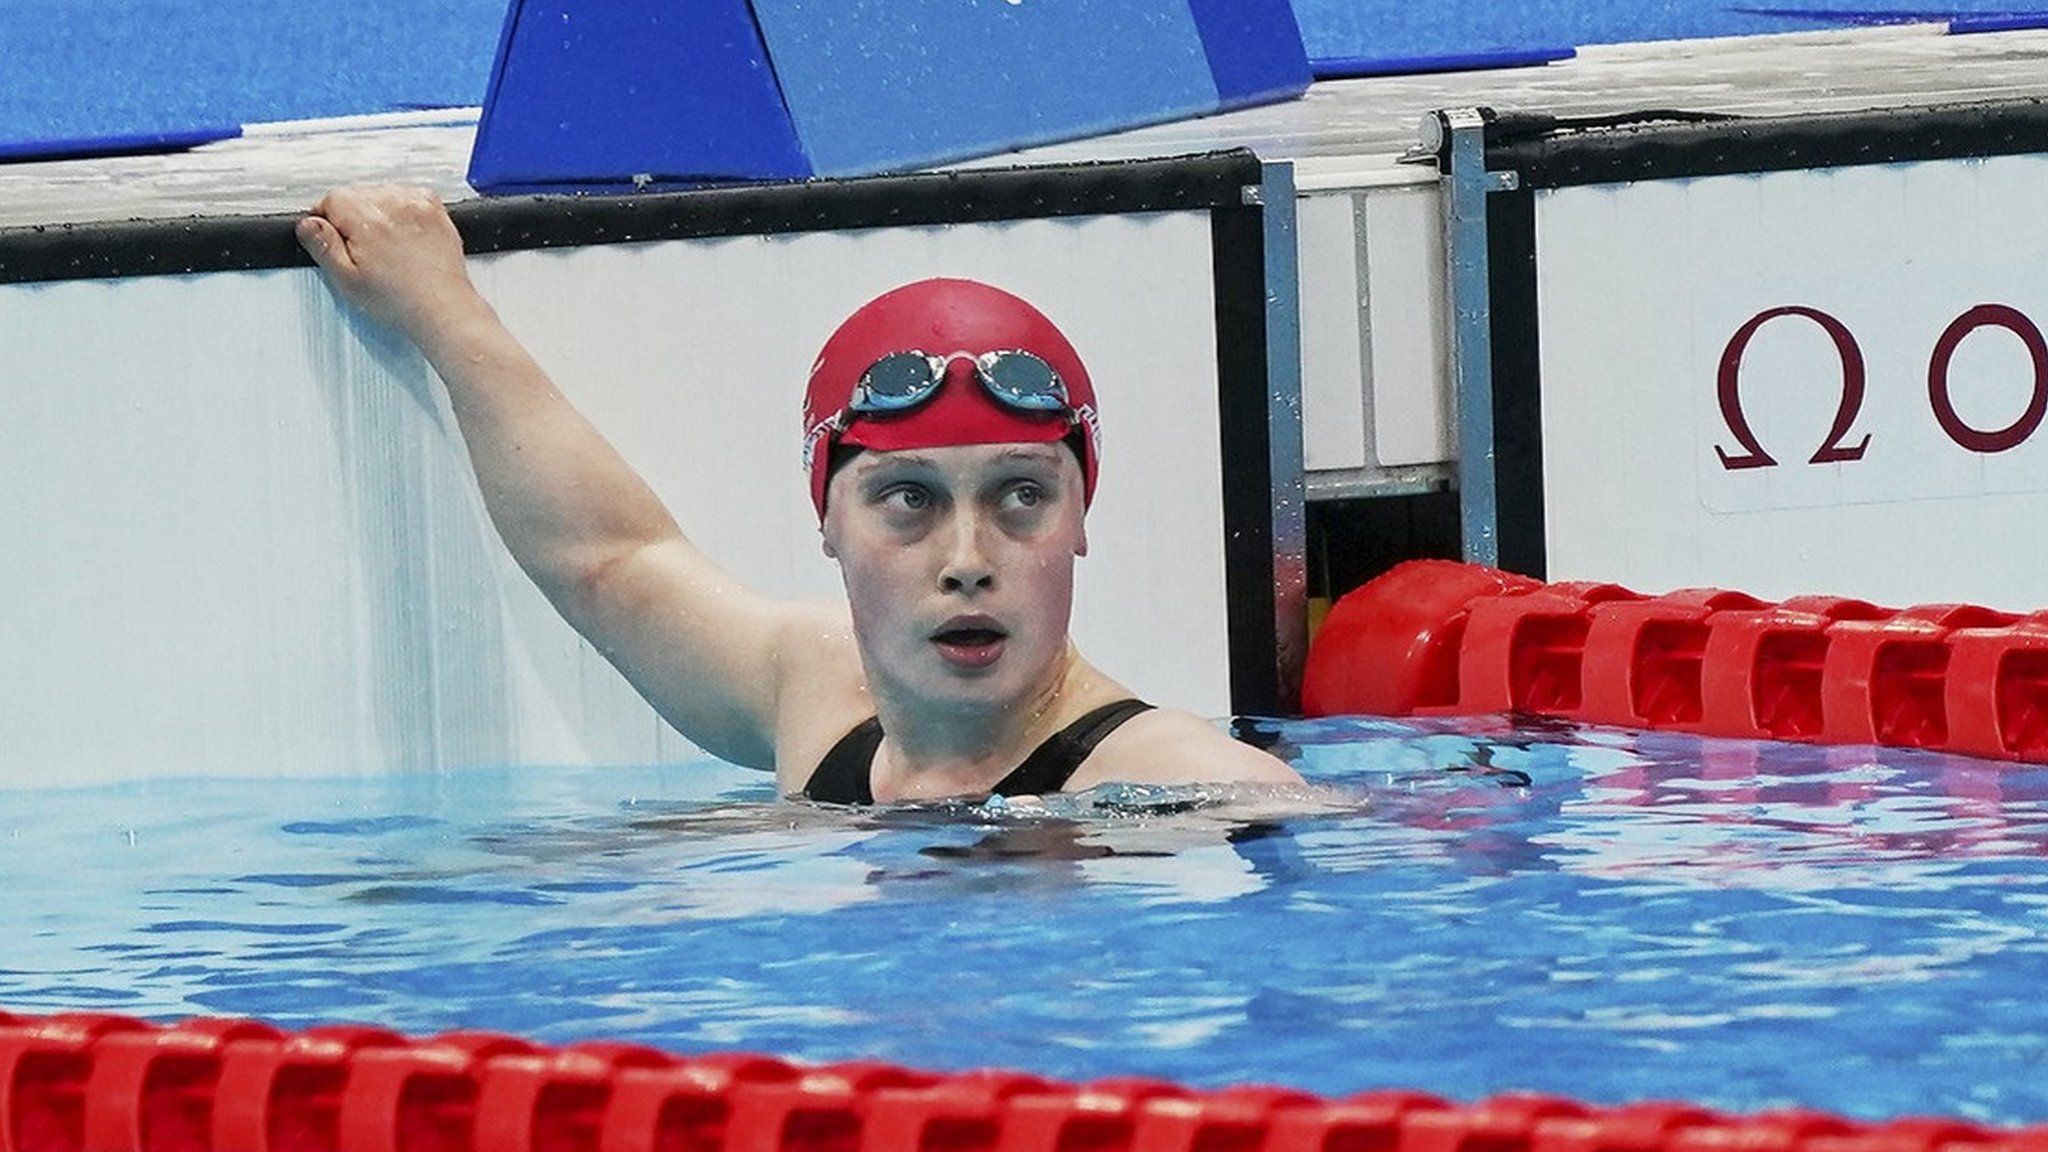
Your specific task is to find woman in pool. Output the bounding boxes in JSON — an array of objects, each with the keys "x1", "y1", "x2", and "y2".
[{"x1": 296, "y1": 186, "x2": 1302, "y2": 803}]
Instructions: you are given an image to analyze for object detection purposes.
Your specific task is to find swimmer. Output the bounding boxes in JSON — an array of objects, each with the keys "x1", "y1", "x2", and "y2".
[{"x1": 296, "y1": 186, "x2": 1304, "y2": 804}]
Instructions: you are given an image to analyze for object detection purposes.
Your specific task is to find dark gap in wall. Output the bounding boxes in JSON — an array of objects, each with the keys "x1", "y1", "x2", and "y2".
[{"x1": 1306, "y1": 489, "x2": 1463, "y2": 613}]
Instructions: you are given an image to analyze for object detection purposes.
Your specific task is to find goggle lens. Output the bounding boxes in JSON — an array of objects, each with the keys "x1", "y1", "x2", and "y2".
[
  {"x1": 854, "y1": 352, "x2": 947, "y2": 411},
  {"x1": 977, "y1": 351, "x2": 1067, "y2": 411}
]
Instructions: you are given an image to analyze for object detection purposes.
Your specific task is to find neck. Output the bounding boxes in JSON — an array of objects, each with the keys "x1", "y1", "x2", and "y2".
[{"x1": 868, "y1": 646, "x2": 1104, "y2": 800}]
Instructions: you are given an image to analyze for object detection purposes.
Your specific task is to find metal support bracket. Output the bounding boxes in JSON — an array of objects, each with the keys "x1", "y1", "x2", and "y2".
[
  {"x1": 1431, "y1": 107, "x2": 1510, "y2": 568},
  {"x1": 1258, "y1": 160, "x2": 1308, "y2": 712}
]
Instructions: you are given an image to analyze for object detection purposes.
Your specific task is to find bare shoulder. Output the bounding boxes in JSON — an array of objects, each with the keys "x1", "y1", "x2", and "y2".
[
  {"x1": 766, "y1": 598, "x2": 877, "y2": 793},
  {"x1": 768, "y1": 596, "x2": 859, "y2": 668},
  {"x1": 1065, "y1": 705, "x2": 1303, "y2": 791}
]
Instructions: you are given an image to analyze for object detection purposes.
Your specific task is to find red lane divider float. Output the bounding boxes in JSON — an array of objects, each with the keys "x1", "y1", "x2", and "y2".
[
  {"x1": 1303, "y1": 560, "x2": 2048, "y2": 762},
  {"x1": 0, "y1": 1011, "x2": 2042, "y2": 1152}
]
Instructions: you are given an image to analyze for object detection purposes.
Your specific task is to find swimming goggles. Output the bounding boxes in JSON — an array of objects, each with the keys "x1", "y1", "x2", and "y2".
[{"x1": 849, "y1": 350, "x2": 1070, "y2": 415}]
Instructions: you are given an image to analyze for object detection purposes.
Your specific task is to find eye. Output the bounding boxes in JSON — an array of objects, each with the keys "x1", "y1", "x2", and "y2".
[
  {"x1": 878, "y1": 483, "x2": 933, "y2": 513},
  {"x1": 1000, "y1": 480, "x2": 1048, "y2": 511}
]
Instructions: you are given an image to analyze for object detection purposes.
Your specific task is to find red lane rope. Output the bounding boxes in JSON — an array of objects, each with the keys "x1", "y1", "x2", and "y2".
[
  {"x1": 0, "y1": 1010, "x2": 2042, "y2": 1152},
  {"x1": 1303, "y1": 560, "x2": 2048, "y2": 761}
]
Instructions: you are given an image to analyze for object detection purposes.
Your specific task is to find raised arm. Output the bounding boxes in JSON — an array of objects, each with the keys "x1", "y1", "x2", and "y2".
[{"x1": 296, "y1": 186, "x2": 805, "y2": 768}]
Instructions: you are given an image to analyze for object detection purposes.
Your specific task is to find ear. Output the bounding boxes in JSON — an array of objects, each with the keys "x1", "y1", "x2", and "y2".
[
  {"x1": 1073, "y1": 519, "x2": 1089, "y2": 559},
  {"x1": 820, "y1": 522, "x2": 840, "y2": 560}
]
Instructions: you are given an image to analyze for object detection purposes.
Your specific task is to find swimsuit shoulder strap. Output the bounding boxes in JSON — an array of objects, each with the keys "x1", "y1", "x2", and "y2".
[
  {"x1": 801, "y1": 717, "x2": 882, "y2": 804},
  {"x1": 801, "y1": 699, "x2": 1155, "y2": 804},
  {"x1": 992, "y1": 698, "x2": 1155, "y2": 798}
]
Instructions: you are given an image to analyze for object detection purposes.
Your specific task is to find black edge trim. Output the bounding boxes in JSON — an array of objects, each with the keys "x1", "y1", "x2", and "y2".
[
  {"x1": 0, "y1": 151, "x2": 1265, "y2": 286},
  {"x1": 1486, "y1": 188, "x2": 1544, "y2": 580},
  {"x1": 1211, "y1": 202, "x2": 1282, "y2": 716},
  {"x1": 1491, "y1": 98, "x2": 2048, "y2": 189}
]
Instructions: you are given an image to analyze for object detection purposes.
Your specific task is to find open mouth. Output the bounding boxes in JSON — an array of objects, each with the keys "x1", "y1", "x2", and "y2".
[
  {"x1": 933, "y1": 627, "x2": 1005, "y2": 647},
  {"x1": 931, "y1": 619, "x2": 1009, "y2": 668}
]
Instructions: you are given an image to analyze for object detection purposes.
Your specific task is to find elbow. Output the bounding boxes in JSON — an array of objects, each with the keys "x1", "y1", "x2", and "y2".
[{"x1": 533, "y1": 544, "x2": 644, "y2": 632}]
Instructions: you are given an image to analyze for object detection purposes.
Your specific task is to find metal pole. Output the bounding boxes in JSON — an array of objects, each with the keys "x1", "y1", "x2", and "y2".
[
  {"x1": 1255, "y1": 161, "x2": 1307, "y2": 711},
  {"x1": 1431, "y1": 107, "x2": 1513, "y2": 568}
]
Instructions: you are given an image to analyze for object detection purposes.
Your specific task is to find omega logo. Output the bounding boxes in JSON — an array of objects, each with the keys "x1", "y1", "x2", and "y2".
[{"x1": 1716, "y1": 303, "x2": 2048, "y2": 470}]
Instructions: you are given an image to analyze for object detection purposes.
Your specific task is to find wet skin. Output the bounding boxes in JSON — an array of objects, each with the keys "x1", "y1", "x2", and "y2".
[{"x1": 822, "y1": 441, "x2": 1087, "y2": 745}]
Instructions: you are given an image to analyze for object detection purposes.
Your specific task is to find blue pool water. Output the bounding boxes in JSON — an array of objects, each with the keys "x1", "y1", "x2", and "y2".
[{"x1": 4, "y1": 716, "x2": 2046, "y2": 1125}]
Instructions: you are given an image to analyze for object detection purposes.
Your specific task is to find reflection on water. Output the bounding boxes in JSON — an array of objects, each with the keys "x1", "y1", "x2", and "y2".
[{"x1": 1, "y1": 716, "x2": 2046, "y2": 1124}]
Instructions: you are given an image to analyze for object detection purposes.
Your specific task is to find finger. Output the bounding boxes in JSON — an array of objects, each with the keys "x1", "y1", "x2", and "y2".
[{"x1": 294, "y1": 215, "x2": 355, "y2": 276}]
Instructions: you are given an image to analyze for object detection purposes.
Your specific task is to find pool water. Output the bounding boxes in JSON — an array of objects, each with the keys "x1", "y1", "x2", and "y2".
[{"x1": 3, "y1": 716, "x2": 2045, "y2": 1125}]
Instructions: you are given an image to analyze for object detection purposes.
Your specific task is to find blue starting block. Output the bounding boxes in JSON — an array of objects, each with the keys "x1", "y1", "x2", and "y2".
[{"x1": 466, "y1": 0, "x2": 1311, "y2": 193}]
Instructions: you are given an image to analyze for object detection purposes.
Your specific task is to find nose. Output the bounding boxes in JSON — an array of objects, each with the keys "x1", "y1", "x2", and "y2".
[{"x1": 937, "y1": 508, "x2": 996, "y2": 594}]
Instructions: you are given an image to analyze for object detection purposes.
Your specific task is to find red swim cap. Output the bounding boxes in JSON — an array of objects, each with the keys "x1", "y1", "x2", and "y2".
[{"x1": 802, "y1": 278, "x2": 1099, "y2": 519}]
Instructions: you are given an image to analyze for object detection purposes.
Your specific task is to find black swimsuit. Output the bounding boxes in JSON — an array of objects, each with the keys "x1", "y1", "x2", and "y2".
[{"x1": 800, "y1": 699, "x2": 1155, "y2": 805}]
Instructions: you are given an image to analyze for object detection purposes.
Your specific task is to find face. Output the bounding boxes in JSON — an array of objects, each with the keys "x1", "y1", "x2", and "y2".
[{"x1": 821, "y1": 441, "x2": 1089, "y2": 716}]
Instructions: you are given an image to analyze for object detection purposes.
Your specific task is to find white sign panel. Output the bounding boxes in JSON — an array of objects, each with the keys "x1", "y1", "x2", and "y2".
[{"x1": 1538, "y1": 154, "x2": 2048, "y2": 609}]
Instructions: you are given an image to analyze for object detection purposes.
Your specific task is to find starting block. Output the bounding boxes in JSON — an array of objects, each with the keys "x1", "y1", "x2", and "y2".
[{"x1": 467, "y1": 0, "x2": 1312, "y2": 192}]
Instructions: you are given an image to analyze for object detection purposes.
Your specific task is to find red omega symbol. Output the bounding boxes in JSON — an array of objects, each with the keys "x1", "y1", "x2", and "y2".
[{"x1": 1715, "y1": 305, "x2": 1870, "y2": 470}]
